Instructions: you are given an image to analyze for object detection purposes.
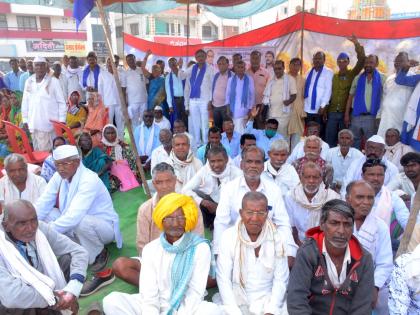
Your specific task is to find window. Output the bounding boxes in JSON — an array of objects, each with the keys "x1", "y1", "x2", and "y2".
[
  {"x1": 17, "y1": 16, "x2": 37, "y2": 31},
  {"x1": 0, "y1": 14, "x2": 7, "y2": 29},
  {"x1": 202, "y1": 25, "x2": 212, "y2": 38},
  {"x1": 115, "y1": 25, "x2": 123, "y2": 38},
  {"x1": 130, "y1": 23, "x2": 139, "y2": 35},
  {"x1": 183, "y1": 24, "x2": 189, "y2": 36},
  {"x1": 62, "y1": 17, "x2": 69, "y2": 24},
  {"x1": 283, "y1": 7, "x2": 288, "y2": 14},
  {"x1": 91, "y1": 24, "x2": 105, "y2": 42}
]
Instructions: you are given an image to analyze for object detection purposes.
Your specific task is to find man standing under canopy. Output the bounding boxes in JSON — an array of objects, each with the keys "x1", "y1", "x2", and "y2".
[{"x1": 103, "y1": 193, "x2": 223, "y2": 315}]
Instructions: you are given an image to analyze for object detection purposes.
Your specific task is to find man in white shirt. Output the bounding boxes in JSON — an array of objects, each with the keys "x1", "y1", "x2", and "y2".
[
  {"x1": 35, "y1": 145, "x2": 122, "y2": 272},
  {"x1": 384, "y1": 128, "x2": 413, "y2": 172},
  {"x1": 217, "y1": 191, "x2": 289, "y2": 315},
  {"x1": 103, "y1": 192, "x2": 222, "y2": 315},
  {"x1": 325, "y1": 129, "x2": 363, "y2": 191},
  {"x1": 263, "y1": 139, "x2": 299, "y2": 196},
  {"x1": 166, "y1": 133, "x2": 203, "y2": 193},
  {"x1": 151, "y1": 129, "x2": 172, "y2": 172},
  {"x1": 153, "y1": 105, "x2": 171, "y2": 131},
  {"x1": 183, "y1": 49, "x2": 214, "y2": 146},
  {"x1": 387, "y1": 152, "x2": 420, "y2": 200},
  {"x1": 361, "y1": 159, "x2": 409, "y2": 237},
  {"x1": 66, "y1": 56, "x2": 84, "y2": 101},
  {"x1": 121, "y1": 54, "x2": 148, "y2": 128},
  {"x1": 133, "y1": 110, "x2": 161, "y2": 171},
  {"x1": 166, "y1": 57, "x2": 187, "y2": 127},
  {"x1": 221, "y1": 118, "x2": 241, "y2": 158},
  {"x1": 346, "y1": 180, "x2": 393, "y2": 315},
  {"x1": 21, "y1": 56, "x2": 67, "y2": 151},
  {"x1": 341, "y1": 135, "x2": 399, "y2": 195},
  {"x1": 99, "y1": 57, "x2": 124, "y2": 139},
  {"x1": 173, "y1": 119, "x2": 197, "y2": 153},
  {"x1": 285, "y1": 162, "x2": 340, "y2": 246},
  {"x1": 52, "y1": 62, "x2": 68, "y2": 100},
  {"x1": 263, "y1": 60, "x2": 297, "y2": 140},
  {"x1": 79, "y1": 51, "x2": 101, "y2": 93},
  {"x1": 214, "y1": 145, "x2": 296, "y2": 260},
  {"x1": 0, "y1": 154, "x2": 46, "y2": 218},
  {"x1": 183, "y1": 146, "x2": 241, "y2": 229},
  {"x1": 303, "y1": 51, "x2": 333, "y2": 129},
  {"x1": 287, "y1": 121, "x2": 329, "y2": 163}
]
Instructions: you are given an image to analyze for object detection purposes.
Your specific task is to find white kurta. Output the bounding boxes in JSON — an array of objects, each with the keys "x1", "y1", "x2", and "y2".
[
  {"x1": 385, "y1": 142, "x2": 414, "y2": 172},
  {"x1": 165, "y1": 155, "x2": 203, "y2": 193},
  {"x1": 21, "y1": 74, "x2": 67, "y2": 132},
  {"x1": 378, "y1": 73, "x2": 415, "y2": 137},
  {"x1": 103, "y1": 236, "x2": 222, "y2": 315},
  {"x1": 262, "y1": 161, "x2": 300, "y2": 196},
  {"x1": 150, "y1": 145, "x2": 171, "y2": 172},
  {"x1": 216, "y1": 225, "x2": 289, "y2": 315},
  {"x1": 182, "y1": 163, "x2": 242, "y2": 204},
  {"x1": 98, "y1": 70, "x2": 121, "y2": 107},
  {"x1": 213, "y1": 175, "x2": 296, "y2": 256}
]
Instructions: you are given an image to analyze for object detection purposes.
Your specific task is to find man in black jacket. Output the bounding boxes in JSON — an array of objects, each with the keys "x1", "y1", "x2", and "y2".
[{"x1": 287, "y1": 199, "x2": 374, "y2": 315}]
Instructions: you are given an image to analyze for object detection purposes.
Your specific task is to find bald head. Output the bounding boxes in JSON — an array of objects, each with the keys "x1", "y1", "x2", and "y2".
[
  {"x1": 2, "y1": 200, "x2": 38, "y2": 243},
  {"x1": 345, "y1": 180, "x2": 375, "y2": 220}
]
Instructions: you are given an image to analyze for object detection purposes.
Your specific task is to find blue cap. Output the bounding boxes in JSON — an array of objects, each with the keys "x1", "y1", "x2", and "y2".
[{"x1": 337, "y1": 52, "x2": 350, "y2": 60}]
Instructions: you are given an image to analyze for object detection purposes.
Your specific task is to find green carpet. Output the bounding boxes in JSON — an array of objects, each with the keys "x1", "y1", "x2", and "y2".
[{"x1": 79, "y1": 186, "x2": 147, "y2": 314}]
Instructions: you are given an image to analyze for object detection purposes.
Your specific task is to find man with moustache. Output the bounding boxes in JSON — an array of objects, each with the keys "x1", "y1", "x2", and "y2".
[
  {"x1": 287, "y1": 199, "x2": 375, "y2": 314},
  {"x1": 285, "y1": 162, "x2": 339, "y2": 246},
  {"x1": 346, "y1": 180, "x2": 393, "y2": 315}
]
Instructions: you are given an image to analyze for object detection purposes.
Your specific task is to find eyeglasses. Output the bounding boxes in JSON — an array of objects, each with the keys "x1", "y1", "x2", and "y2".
[
  {"x1": 242, "y1": 210, "x2": 268, "y2": 217},
  {"x1": 163, "y1": 216, "x2": 186, "y2": 224}
]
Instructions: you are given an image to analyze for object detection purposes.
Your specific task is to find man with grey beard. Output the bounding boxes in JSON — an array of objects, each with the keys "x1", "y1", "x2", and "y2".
[{"x1": 285, "y1": 162, "x2": 340, "y2": 247}]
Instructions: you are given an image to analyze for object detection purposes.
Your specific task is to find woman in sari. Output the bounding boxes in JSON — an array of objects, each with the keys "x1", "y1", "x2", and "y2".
[
  {"x1": 78, "y1": 132, "x2": 112, "y2": 191},
  {"x1": 102, "y1": 124, "x2": 139, "y2": 192},
  {"x1": 147, "y1": 65, "x2": 166, "y2": 111},
  {"x1": 84, "y1": 91, "x2": 109, "y2": 133},
  {"x1": 0, "y1": 92, "x2": 11, "y2": 161},
  {"x1": 66, "y1": 90, "x2": 87, "y2": 135},
  {"x1": 9, "y1": 91, "x2": 22, "y2": 127}
]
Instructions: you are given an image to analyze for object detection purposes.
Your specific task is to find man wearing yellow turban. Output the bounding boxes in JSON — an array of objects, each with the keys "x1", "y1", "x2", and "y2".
[{"x1": 103, "y1": 192, "x2": 222, "y2": 315}]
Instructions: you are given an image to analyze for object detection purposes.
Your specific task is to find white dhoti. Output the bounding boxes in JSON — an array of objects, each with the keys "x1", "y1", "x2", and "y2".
[
  {"x1": 233, "y1": 117, "x2": 248, "y2": 134},
  {"x1": 43, "y1": 210, "x2": 115, "y2": 264},
  {"x1": 107, "y1": 104, "x2": 125, "y2": 139},
  {"x1": 32, "y1": 130, "x2": 55, "y2": 151},
  {"x1": 103, "y1": 292, "x2": 223, "y2": 315},
  {"x1": 188, "y1": 99, "x2": 209, "y2": 146},
  {"x1": 128, "y1": 102, "x2": 147, "y2": 129}
]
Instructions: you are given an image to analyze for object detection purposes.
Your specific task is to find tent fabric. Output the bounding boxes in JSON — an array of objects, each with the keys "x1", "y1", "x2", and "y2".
[
  {"x1": 2, "y1": 0, "x2": 286, "y2": 19},
  {"x1": 123, "y1": 13, "x2": 420, "y2": 57}
]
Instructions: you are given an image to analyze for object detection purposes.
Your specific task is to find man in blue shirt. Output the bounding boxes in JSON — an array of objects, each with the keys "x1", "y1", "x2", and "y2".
[
  {"x1": 245, "y1": 107, "x2": 283, "y2": 158},
  {"x1": 221, "y1": 118, "x2": 241, "y2": 158},
  {"x1": 4, "y1": 58, "x2": 23, "y2": 91}
]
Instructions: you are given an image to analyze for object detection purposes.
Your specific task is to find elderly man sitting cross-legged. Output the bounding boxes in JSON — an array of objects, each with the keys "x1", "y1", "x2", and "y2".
[
  {"x1": 0, "y1": 153, "x2": 47, "y2": 218},
  {"x1": 112, "y1": 162, "x2": 204, "y2": 287},
  {"x1": 103, "y1": 193, "x2": 223, "y2": 315},
  {"x1": 216, "y1": 191, "x2": 289, "y2": 315},
  {"x1": 35, "y1": 145, "x2": 122, "y2": 274},
  {"x1": 0, "y1": 200, "x2": 88, "y2": 315}
]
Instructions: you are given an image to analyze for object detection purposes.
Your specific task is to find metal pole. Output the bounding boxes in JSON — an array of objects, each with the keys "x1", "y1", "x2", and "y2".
[
  {"x1": 300, "y1": 0, "x2": 305, "y2": 75},
  {"x1": 186, "y1": 0, "x2": 190, "y2": 61},
  {"x1": 95, "y1": 0, "x2": 151, "y2": 198}
]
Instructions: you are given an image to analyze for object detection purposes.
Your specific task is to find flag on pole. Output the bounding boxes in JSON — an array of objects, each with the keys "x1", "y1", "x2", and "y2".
[{"x1": 73, "y1": 0, "x2": 95, "y2": 30}]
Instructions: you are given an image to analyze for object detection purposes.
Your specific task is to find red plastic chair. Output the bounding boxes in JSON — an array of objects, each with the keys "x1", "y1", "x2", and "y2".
[
  {"x1": 50, "y1": 120, "x2": 77, "y2": 145},
  {"x1": 2, "y1": 120, "x2": 50, "y2": 165}
]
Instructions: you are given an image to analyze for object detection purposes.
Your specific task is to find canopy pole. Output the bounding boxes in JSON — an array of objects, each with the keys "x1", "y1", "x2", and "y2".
[
  {"x1": 95, "y1": 0, "x2": 152, "y2": 199},
  {"x1": 186, "y1": 0, "x2": 190, "y2": 62},
  {"x1": 300, "y1": 0, "x2": 305, "y2": 75},
  {"x1": 396, "y1": 184, "x2": 420, "y2": 257}
]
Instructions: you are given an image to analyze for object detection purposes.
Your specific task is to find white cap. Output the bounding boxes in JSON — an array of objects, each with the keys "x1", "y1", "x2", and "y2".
[
  {"x1": 154, "y1": 105, "x2": 163, "y2": 111},
  {"x1": 52, "y1": 145, "x2": 80, "y2": 161},
  {"x1": 367, "y1": 135, "x2": 385, "y2": 145},
  {"x1": 33, "y1": 56, "x2": 47, "y2": 63}
]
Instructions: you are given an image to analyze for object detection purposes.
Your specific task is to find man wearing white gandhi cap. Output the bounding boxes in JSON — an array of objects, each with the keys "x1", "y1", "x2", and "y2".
[
  {"x1": 340, "y1": 134, "x2": 399, "y2": 196},
  {"x1": 21, "y1": 55, "x2": 67, "y2": 151},
  {"x1": 35, "y1": 145, "x2": 122, "y2": 272}
]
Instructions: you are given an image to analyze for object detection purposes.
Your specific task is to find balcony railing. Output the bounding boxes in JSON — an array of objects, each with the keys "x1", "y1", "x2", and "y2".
[{"x1": 0, "y1": 26, "x2": 87, "y2": 40}]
